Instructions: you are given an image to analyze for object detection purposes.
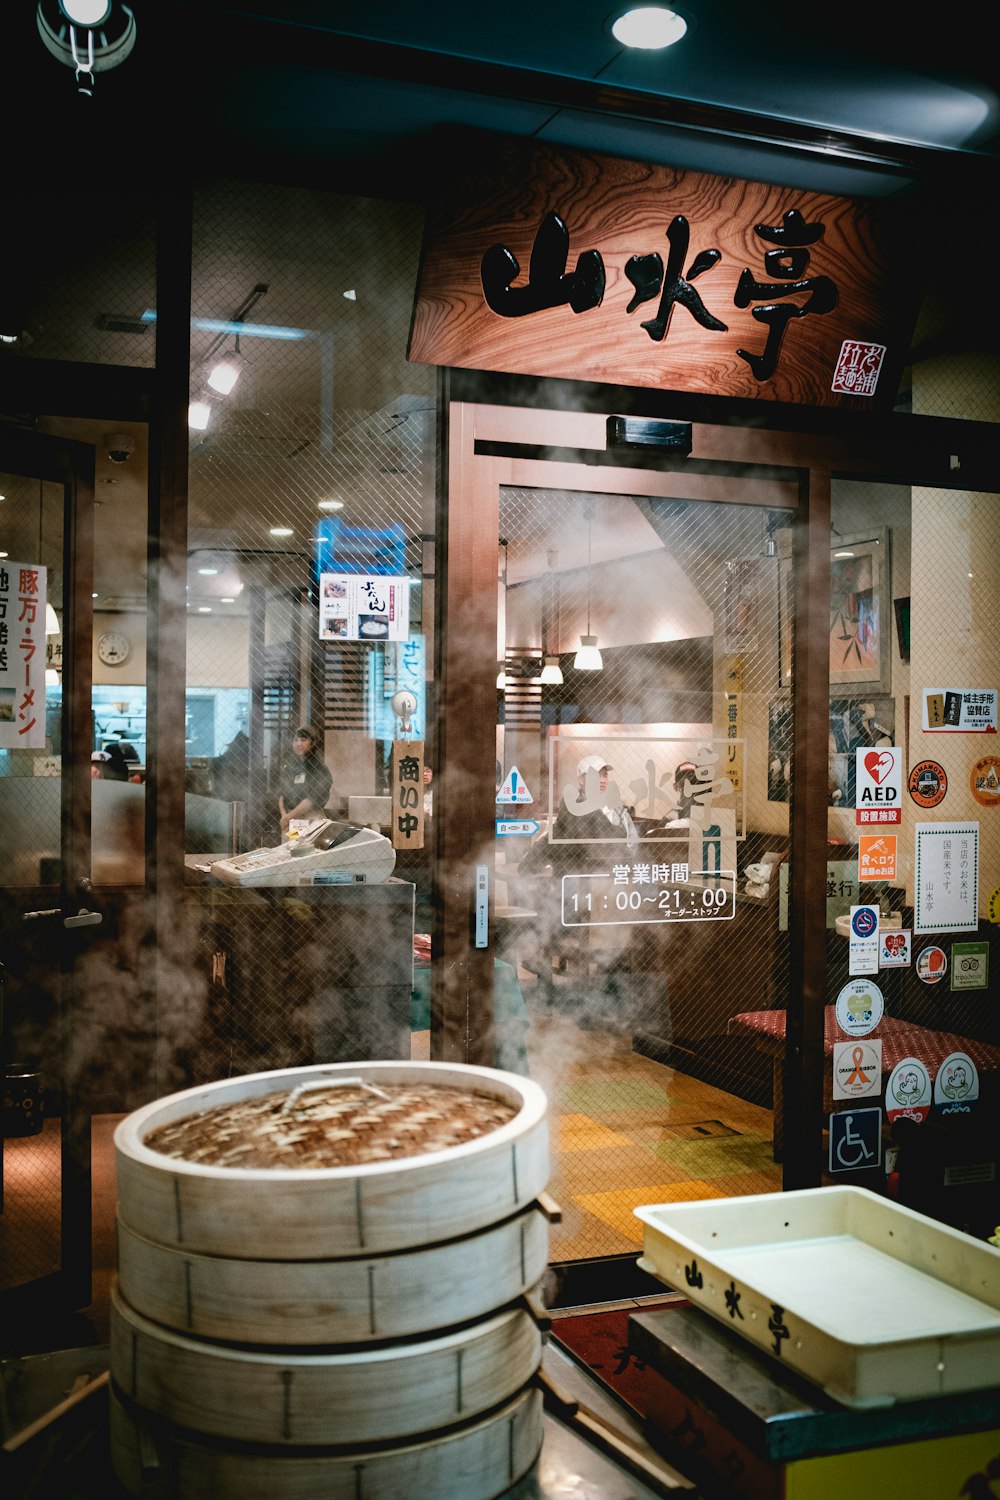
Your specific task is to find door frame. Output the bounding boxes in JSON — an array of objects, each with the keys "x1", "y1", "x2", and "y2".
[
  {"x1": 0, "y1": 425, "x2": 96, "y2": 1317},
  {"x1": 433, "y1": 390, "x2": 997, "y2": 1189}
]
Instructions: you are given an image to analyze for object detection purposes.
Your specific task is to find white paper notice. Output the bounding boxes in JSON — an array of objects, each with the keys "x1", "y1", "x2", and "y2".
[{"x1": 914, "y1": 822, "x2": 979, "y2": 934}]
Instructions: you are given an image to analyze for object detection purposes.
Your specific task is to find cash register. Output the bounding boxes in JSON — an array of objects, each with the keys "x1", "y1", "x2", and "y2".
[{"x1": 210, "y1": 818, "x2": 396, "y2": 888}]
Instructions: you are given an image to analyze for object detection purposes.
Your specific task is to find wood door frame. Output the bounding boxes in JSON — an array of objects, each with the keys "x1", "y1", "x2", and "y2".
[
  {"x1": 434, "y1": 402, "x2": 827, "y2": 1194},
  {"x1": 0, "y1": 426, "x2": 96, "y2": 1317},
  {"x1": 436, "y1": 395, "x2": 952, "y2": 1188}
]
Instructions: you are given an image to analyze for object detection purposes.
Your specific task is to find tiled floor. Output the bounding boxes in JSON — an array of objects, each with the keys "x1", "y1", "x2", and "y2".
[{"x1": 413, "y1": 1005, "x2": 780, "y2": 1264}]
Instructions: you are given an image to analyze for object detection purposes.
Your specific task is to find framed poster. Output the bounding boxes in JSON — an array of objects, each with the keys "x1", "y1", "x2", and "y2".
[{"x1": 829, "y1": 529, "x2": 890, "y2": 695}]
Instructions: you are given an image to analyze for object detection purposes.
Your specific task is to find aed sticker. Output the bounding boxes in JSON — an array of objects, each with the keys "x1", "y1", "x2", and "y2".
[
  {"x1": 879, "y1": 928, "x2": 911, "y2": 968},
  {"x1": 933, "y1": 1050, "x2": 980, "y2": 1116},
  {"x1": 854, "y1": 746, "x2": 902, "y2": 826},
  {"x1": 908, "y1": 759, "x2": 947, "y2": 808},
  {"x1": 832, "y1": 1038, "x2": 882, "y2": 1100},
  {"x1": 915, "y1": 945, "x2": 948, "y2": 984},
  {"x1": 970, "y1": 754, "x2": 1000, "y2": 807},
  {"x1": 835, "y1": 977, "x2": 884, "y2": 1037},
  {"x1": 886, "y1": 1056, "x2": 932, "y2": 1125}
]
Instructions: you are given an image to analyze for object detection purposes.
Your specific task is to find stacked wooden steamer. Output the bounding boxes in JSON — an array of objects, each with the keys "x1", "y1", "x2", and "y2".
[{"x1": 110, "y1": 1060, "x2": 552, "y2": 1499}]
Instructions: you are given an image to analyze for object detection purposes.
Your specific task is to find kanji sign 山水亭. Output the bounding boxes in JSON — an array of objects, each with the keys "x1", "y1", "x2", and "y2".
[
  {"x1": 0, "y1": 560, "x2": 48, "y2": 750},
  {"x1": 409, "y1": 138, "x2": 916, "y2": 409}
]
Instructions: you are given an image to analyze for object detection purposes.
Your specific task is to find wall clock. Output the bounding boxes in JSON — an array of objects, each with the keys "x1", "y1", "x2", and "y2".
[{"x1": 97, "y1": 630, "x2": 131, "y2": 666}]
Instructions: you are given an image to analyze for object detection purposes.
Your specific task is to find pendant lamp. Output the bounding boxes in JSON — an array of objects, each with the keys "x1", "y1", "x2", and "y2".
[{"x1": 574, "y1": 504, "x2": 603, "y2": 671}]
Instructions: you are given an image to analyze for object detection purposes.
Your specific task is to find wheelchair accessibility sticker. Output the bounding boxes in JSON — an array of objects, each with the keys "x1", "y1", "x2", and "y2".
[{"x1": 829, "y1": 1106, "x2": 882, "y2": 1173}]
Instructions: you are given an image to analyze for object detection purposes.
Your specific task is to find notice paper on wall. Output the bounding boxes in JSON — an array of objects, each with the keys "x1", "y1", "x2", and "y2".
[{"x1": 914, "y1": 822, "x2": 980, "y2": 934}]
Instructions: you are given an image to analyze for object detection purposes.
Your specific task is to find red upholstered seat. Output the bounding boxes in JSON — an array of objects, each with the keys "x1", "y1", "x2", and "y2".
[{"x1": 728, "y1": 1007, "x2": 1000, "y2": 1154}]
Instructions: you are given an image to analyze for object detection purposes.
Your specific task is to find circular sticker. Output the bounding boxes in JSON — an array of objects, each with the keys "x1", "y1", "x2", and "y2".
[
  {"x1": 915, "y1": 945, "x2": 948, "y2": 984},
  {"x1": 970, "y1": 755, "x2": 1000, "y2": 807},
  {"x1": 886, "y1": 1056, "x2": 932, "y2": 1125},
  {"x1": 851, "y1": 907, "x2": 878, "y2": 939},
  {"x1": 933, "y1": 1051, "x2": 980, "y2": 1115},
  {"x1": 835, "y1": 978, "x2": 884, "y2": 1037},
  {"x1": 908, "y1": 760, "x2": 947, "y2": 808}
]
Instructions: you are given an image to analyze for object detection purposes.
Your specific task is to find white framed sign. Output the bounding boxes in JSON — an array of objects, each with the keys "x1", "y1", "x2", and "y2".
[{"x1": 914, "y1": 822, "x2": 979, "y2": 934}]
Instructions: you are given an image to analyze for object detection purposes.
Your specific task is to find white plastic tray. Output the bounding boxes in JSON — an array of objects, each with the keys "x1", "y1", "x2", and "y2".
[{"x1": 635, "y1": 1186, "x2": 1000, "y2": 1408}]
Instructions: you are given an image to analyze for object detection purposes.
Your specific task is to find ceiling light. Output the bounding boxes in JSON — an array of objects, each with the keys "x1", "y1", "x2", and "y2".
[
  {"x1": 197, "y1": 607, "x2": 211, "y2": 614},
  {"x1": 540, "y1": 656, "x2": 564, "y2": 685},
  {"x1": 318, "y1": 498, "x2": 344, "y2": 511},
  {"x1": 269, "y1": 526, "x2": 293, "y2": 537},
  {"x1": 343, "y1": 289, "x2": 357, "y2": 301},
  {"x1": 496, "y1": 666, "x2": 507, "y2": 690},
  {"x1": 197, "y1": 566, "x2": 219, "y2": 576},
  {"x1": 612, "y1": 5, "x2": 688, "y2": 48},
  {"x1": 206, "y1": 351, "x2": 242, "y2": 395},
  {"x1": 188, "y1": 400, "x2": 211, "y2": 431},
  {"x1": 220, "y1": 596, "x2": 235, "y2": 604},
  {"x1": 36, "y1": 0, "x2": 137, "y2": 96}
]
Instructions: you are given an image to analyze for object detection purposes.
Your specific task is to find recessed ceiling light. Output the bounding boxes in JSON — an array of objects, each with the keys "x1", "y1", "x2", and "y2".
[
  {"x1": 198, "y1": 606, "x2": 212, "y2": 614},
  {"x1": 220, "y1": 596, "x2": 236, "y2": 604},
  {"x1": 269, "y1": 526, "x2": 294, "y2": 537},
  {"x1": 318, "y1": 498, "x2": 344, "y2": 511},
  {"x1": 197, "y1": 566, "x2": 219, "y2": 576},
  {"x1": 612, "y1": 6, "x2": 688, "y2": 48}
]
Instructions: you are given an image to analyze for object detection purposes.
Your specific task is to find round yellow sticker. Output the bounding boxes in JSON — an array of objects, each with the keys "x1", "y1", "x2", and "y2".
[{"x1": 971, "y1": 755, "x2": 1000, "y2": 807}]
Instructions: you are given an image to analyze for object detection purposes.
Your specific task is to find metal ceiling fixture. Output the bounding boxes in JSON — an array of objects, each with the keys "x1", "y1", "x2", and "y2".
[{"x1": 37, "y1": 1, "x2": 137, "y2": 97}]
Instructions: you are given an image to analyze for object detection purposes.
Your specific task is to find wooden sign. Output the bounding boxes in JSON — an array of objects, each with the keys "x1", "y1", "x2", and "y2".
[
  {"x1": 409, "y1": 137, "x2": 916, "y2": 409},
  {"x1": 391, "y1": 737, "x2": 425, "y2": 850}
]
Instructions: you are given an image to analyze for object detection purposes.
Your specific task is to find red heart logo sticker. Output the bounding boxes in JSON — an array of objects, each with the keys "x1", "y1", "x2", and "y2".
[{"x1": 864, "y1": 750, "x2": 895, "y2": 784}]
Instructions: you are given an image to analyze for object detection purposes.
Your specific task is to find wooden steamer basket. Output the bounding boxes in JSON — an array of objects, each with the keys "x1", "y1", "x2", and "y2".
[
  {"x1": 114, "y1": 1061, "x2": 549, "y2": 1259},
  {"x1": 111, "y1": 1061, "x2": 551, "y2": 1499}
]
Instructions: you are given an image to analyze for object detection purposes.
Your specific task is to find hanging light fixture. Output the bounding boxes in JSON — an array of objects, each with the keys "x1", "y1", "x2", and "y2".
[
  {"x1": 540, "y1": 657, "x2": 563, "y2": 684},
  {"x1": 37, "y1": 1, "x2": 137, "y2": 97},
  {"x1": 539, "y1": 549, "x2": 564, "y2": 685},
  {"x1": 189, "y1": 282, "x2": 269, "y2": 429},
  {"x1": 574, "y1": 502, "x2": 603, "y2": 671}
]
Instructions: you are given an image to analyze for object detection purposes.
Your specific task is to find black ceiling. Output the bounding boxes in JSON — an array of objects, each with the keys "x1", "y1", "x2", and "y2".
[{"x1": 12, "y1": 3, "x2": 1000, "y2": 203}]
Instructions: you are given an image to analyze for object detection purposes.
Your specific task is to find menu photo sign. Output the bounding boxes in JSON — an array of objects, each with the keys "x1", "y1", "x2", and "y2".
[
  {"x1": 409, "y1": 136, "x2": 916, "y2": 409},
  {"x1": 0, "y1": 559, "x2": 48, "y2": 750},
  {"x1": 319, "y1": 574, "x2": 410, "y2": 642}
]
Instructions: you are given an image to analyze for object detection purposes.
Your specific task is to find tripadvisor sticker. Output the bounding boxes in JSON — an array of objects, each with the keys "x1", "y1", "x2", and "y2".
[{"x1": 908, "y1": 760, "x2": 947, "y2": 808}]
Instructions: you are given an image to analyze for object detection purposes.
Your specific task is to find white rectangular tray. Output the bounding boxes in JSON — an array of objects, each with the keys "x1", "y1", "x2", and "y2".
[{"x1": 635, "y1": 1186, "x2": 1000, "y2": 1409}]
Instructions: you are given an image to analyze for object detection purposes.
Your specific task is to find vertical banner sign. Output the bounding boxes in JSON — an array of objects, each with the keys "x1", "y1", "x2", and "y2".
[
  {"x1": 722, "y1": 655, "x2": 743, "y2": 797},
  {"x1": 914, "y1": 822, "x2": 980, "y2": 934},
  {"x1": 390, "y1": 739, "x2": 424, "y2": 851},
  {"x1": 0, "y1": 560, "x2": 47, "y2": 750}
]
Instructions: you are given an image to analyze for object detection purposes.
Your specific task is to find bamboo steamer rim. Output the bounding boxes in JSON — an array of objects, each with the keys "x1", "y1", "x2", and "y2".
[{"x1": 114, "y1": 1060, "x2": 547, "y2": 1182}]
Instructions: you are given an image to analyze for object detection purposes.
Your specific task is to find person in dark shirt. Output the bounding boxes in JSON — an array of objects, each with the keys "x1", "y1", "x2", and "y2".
[
  {"x1": 91, "y1": 743, "x2": 130, "y2": 782},
  {"x1": 277, "y1": 726, "x2": 332, "y2": 833}
]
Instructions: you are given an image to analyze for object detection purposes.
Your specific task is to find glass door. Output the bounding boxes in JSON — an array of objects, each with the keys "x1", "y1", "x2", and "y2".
[{"x1": 0, "y1": 426, "x2": 97, "y2": 1319}]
